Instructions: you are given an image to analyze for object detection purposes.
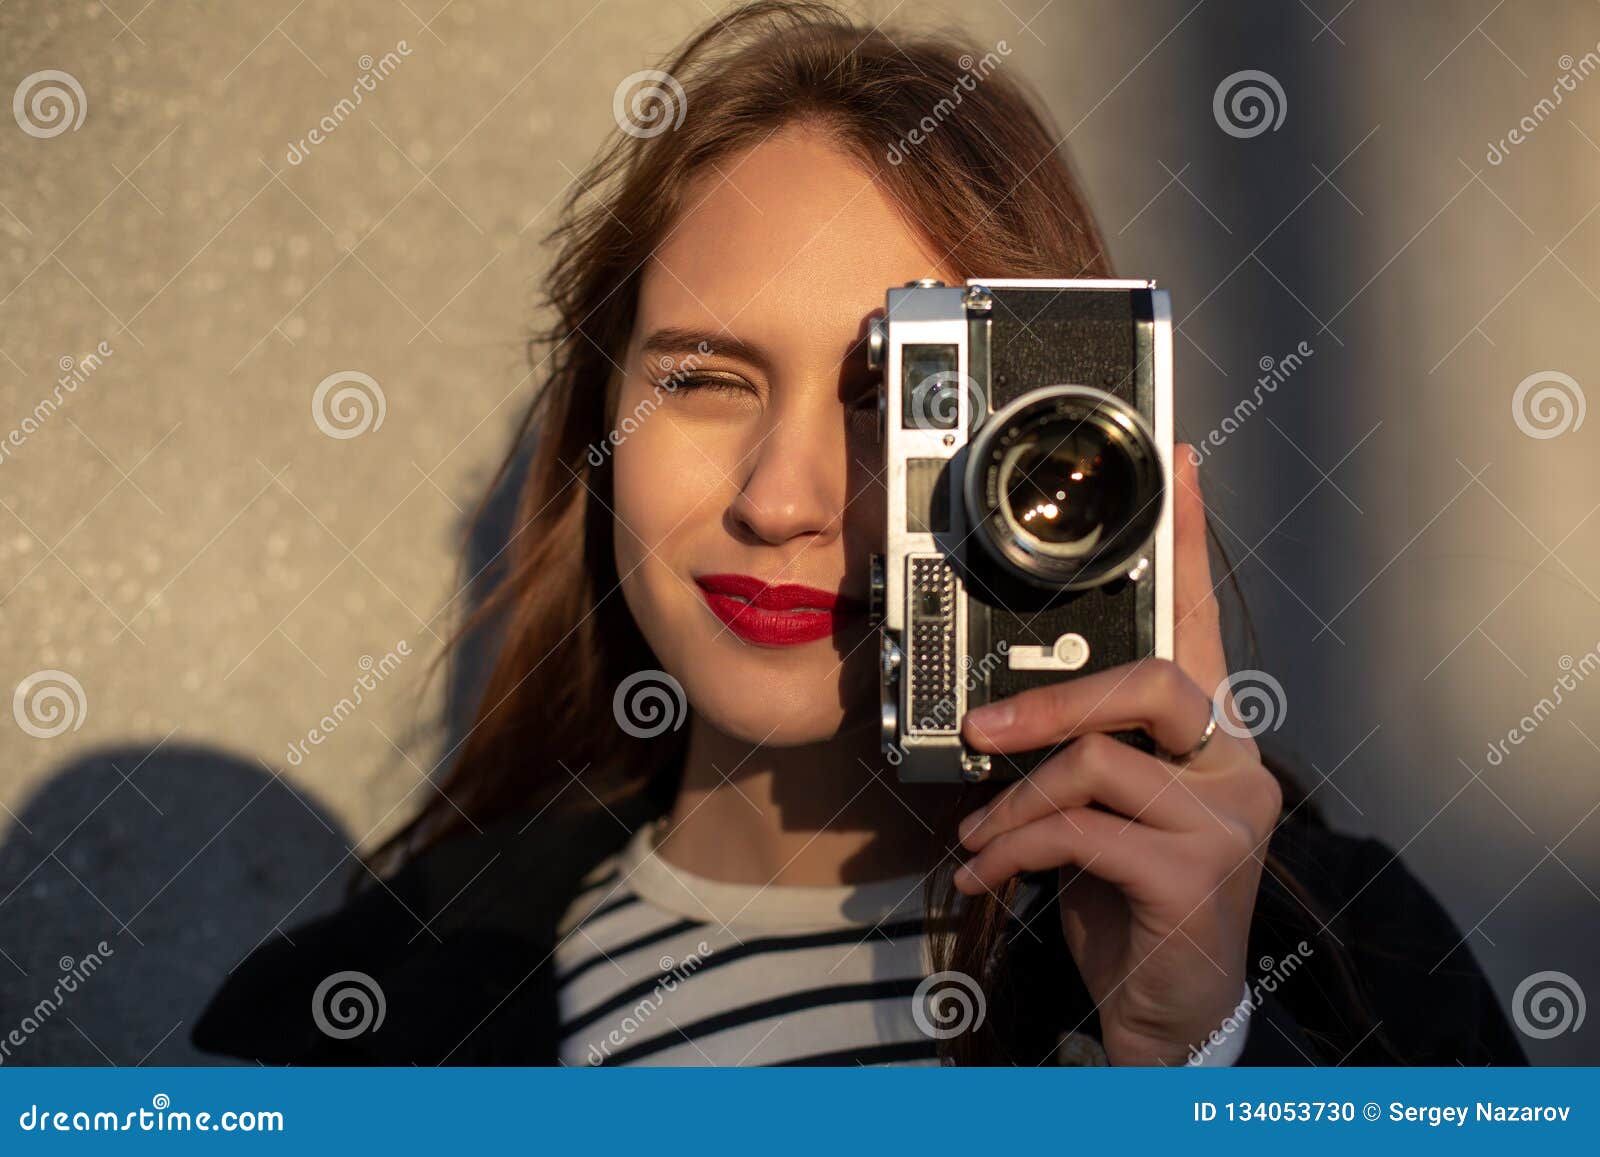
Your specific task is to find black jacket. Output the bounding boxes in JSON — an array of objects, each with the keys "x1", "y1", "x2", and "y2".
[{"x1": 191, "y1": 793, "x2": 1528, "y2": 1066}]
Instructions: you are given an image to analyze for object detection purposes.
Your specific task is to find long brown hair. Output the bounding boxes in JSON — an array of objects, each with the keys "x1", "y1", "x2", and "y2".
[{"x1": 372, "y1": 0, "x2": 1387, "y2": 1064}]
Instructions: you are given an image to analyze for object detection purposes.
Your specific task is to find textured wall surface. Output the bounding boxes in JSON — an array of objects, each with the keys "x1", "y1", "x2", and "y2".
[{"x1": 1, "y1": 0, "x2": 1595, "y2": 1064}]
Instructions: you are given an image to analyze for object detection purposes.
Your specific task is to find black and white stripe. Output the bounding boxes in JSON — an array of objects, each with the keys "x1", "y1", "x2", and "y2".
[{"x1": 554, "y1": 821, "x2": 1038, "y2": 1067}]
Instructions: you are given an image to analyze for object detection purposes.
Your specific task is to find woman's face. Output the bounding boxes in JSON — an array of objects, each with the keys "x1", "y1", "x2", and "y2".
[{"x1": 612, "y1": 124, "x2": 957, "y2": 747}]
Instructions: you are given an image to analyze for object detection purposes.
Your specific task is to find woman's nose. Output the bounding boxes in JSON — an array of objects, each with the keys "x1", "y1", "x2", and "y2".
[{"x1": 727, "y1": 414, "x2": 845, "y2": 547}]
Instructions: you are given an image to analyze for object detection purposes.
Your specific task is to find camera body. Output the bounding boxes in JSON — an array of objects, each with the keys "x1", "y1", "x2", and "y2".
[{"x1": 870, "y1": 279, "x2": 1174, "y2": 783}]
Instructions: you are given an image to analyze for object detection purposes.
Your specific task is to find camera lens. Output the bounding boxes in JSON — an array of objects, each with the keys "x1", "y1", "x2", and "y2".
[
  {"x1": 964, "y1": 386, "x2": 1164, "y2": 590},
  {"x1": 1001, "y1": 429, "x2": 1137, "y2": 555}
]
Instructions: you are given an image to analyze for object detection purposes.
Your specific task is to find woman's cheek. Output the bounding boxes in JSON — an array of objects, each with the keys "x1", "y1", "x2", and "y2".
[
  {"x1": 614, "y1": 409, "x2": 718, "y2": 554},
  {"x1": 610, "y1": 407, "x2": 731, "y2": 653}
]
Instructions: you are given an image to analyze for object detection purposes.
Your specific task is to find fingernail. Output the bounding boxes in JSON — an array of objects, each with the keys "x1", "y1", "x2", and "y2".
[
  {"x1": 953, "y1": 862, "x2": 976, "y2": 891},
  {"x1": 965, "y1": 702, "x2": 1013, "y2": 732},
  {"x1": 957, "y1": 808, "x2": 985, "y2": 845}
]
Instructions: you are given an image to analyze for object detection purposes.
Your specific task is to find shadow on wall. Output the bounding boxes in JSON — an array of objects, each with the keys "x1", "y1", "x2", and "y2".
[
  {"x1": 0, "y1": 743, "x2": 351, "y2": 1065},
  {"x1": 0, "y1": 446, "x2": 530, "y2": 1067}
]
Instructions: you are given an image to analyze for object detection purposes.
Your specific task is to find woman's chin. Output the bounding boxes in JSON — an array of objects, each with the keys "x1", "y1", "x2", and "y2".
[
  {"x1": 684, "y1": 678, "x2": 873, "y2": 750},
  {"x1": 696, "y1": 703, "x2": 847, "y2": 748}
]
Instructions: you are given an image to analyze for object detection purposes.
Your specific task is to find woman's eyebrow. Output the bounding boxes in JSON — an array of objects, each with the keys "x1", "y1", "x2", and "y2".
[{"x1": 639, "y1": 326, "x2": 772, "y2": 374}]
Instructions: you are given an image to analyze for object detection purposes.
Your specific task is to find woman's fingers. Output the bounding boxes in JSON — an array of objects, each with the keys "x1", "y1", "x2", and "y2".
[
  {"x1": 1171, "y1": 446, "x2": 1230, "y2": 700},
  {"x1": 961, "y1": 655, "x2": 1228, "y2": 765},
  {"x1": 1172, "y1": 446, "x2": 1259, "y2": 761},
  {"x1": 953, "y1": 805, "x2": 1155, "y2": 896},
  {"x1": 958, "y1": 732, "x2": 1203, "y2": 851}
]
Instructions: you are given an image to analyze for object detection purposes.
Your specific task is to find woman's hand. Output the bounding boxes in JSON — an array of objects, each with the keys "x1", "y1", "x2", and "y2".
[{"x1": 953, "y1": 446, "x2": 1281, "y2": 1067}]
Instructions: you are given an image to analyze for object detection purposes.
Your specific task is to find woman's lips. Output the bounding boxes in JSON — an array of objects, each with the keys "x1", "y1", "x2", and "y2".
[{"x1": 694, "y1": 573, "x2": 865, "y2": 646}]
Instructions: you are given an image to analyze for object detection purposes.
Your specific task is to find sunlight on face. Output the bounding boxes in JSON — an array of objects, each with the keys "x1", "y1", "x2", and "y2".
[{"x1": 612, "y1": 123, "x2": 957, "y2": 747}]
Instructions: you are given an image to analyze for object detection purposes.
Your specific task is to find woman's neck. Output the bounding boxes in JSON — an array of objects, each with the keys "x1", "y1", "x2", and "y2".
[{"x1": 656, "y1": 713, "x2": 957, "y2": 887}]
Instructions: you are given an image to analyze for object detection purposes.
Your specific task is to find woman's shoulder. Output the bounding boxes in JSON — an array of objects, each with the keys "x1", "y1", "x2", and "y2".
[
  {"x1": 190, "y1": 793, "x2": 660, "y2": 1065},
  {"x1": 1262, "y1": 808, "x2": 1476, "y2": 952},
  {"x1": 1248, "y1": 809, "x2": 1528, "y2": 1065}
]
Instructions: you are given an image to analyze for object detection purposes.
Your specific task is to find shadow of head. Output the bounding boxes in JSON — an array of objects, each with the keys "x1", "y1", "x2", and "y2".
[{"x1": 0, "y1": 741, "x2": 350, "y2": 1065}]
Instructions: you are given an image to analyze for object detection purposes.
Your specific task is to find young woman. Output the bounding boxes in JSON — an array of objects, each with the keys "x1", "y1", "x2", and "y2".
[{"x1": 194, "y1": 1, "x2": 1524, "y2": 1067}]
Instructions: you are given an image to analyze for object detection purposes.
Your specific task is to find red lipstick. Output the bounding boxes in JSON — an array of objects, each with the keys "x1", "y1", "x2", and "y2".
[{"x1": 694, "y1": 573, "x2": 864, "y2": 646}]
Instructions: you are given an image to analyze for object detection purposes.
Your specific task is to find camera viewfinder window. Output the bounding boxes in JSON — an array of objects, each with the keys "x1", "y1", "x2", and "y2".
[{"x1": 901, "y1": 343, "x2": 960, "y2": 429}]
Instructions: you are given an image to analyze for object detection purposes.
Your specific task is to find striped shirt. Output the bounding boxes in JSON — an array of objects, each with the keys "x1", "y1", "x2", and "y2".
[
  {"x1": 553, "y1": 817, "x2": 1043, "y2": 1067},
  {"x1": 554, "y1": 818, "x2": 1250, "y2": 1066}
]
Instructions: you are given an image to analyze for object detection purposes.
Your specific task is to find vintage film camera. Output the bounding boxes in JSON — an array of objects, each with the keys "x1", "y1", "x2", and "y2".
[{"x1": 869, "y1": 279, "x2": 1174, "y2": 783}]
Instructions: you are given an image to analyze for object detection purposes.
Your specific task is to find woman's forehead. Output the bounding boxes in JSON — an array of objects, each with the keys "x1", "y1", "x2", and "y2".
[{"x1": 638, "y1": 126, "x2": 953, "y2": 353}]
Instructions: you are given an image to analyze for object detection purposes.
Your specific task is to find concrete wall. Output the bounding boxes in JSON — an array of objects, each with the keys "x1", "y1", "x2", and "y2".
[{"x1": 1, "y1": 0, "x2": 1594, "y2": 1063}]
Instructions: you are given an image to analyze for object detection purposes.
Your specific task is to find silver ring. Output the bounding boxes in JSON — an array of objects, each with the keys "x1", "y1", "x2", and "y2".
[{"x1": 1169, "y1": 706, "x2": 1219, "y2": 765}]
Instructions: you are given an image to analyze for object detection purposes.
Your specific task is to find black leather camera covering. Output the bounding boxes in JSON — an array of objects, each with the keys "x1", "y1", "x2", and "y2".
[{"x1": 961, "y1": 287, "x2": 1159, "y2": 775}]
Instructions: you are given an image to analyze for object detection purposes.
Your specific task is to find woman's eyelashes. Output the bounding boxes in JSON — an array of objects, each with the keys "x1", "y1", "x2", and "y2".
[
  {"x1": 650, "y1": 371, "x2": 876, "y2": 409},
  {"x1": 643, "y1": 358, "x2": 879, "y2": 417},
  {"x1": 655, "y1": 371, "x2": 759, "y2": 400}
]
